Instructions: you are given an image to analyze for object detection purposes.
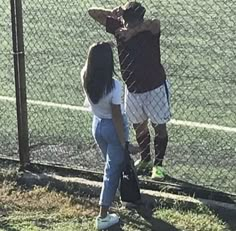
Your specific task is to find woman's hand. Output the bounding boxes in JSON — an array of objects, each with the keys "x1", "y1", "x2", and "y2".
[{"x1": 127, "y1": 143, "x2": 140, "y2": 155}]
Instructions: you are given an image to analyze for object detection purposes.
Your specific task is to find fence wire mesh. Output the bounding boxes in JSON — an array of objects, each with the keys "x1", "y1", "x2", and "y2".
[
  {"x1": 1, "y1": 0, "x2": 236, "y2": 194},
  {"x1": 0, "y1": 2, "x2": 18, "y2": 159}
]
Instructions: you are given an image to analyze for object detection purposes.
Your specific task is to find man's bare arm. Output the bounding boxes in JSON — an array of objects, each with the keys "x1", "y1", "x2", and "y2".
[
  {"x1": 116, "y1": 19, "x2": 160, "y2": 41},
  {"x1": 88, "y1": 7, "x2": 123, "y2": 26},
  {"x1": 88, "y1": 8, "x2": 113, "y2": 26}
]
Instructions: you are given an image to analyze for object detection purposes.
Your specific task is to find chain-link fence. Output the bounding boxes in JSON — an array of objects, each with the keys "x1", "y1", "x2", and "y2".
[
  {"x1": 0, "y1": 1, "x2": 18, "y2": 159},
  {"x1": 1, "y1": 0, "x2": 236, "y2": 194}
]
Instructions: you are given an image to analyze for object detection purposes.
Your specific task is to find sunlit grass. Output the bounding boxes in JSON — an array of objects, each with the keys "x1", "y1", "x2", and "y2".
[{"x1": 0, "y1": 176, "x2": 229, "y2": 231}]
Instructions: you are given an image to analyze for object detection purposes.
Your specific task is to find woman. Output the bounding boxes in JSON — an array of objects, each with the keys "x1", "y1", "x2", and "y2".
[{"x1": 81, "y1": 42, "x2": 135, "y2": 230}]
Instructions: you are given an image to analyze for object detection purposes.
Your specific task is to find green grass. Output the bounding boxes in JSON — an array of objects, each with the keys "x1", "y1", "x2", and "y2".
[
  {"x1": 1, "y1": 208, "x2": 228, "y2": 231},
  {"x1": 0, "y1": 0, "x2": 236, "y2": 193},
  {"x1": 0, "y1": 168, "x2": 232, "y2": 231}
]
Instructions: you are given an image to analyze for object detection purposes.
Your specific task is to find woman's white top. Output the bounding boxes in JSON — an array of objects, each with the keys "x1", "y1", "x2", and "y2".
[{"x1": 81, "y1": 68, "x2": 124, "y2": 119}]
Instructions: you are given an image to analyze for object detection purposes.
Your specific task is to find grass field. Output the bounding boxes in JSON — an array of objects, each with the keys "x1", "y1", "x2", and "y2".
[
  {"x1": 0, "y1": 0, "x2": 236, "y2": 193},
  {"x1": 0, "y1": 165, "x2": 234, "y2": 231}
]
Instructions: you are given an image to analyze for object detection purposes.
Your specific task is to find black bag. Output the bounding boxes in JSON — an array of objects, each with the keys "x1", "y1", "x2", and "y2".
[{"x1": 120, "y1": 143, "x2": 141, "y2": 203}]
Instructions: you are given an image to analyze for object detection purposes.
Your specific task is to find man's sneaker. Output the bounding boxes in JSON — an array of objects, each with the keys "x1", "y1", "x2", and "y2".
[
  {"x1": 95, "y1": 213, "x2": 120, "y2": 230},
  {"x1": 151, "y1": 166, "x2": 165, "y2": 180},
  {"x1": 135, "y1": 159, "x2": 152, "y2": 175}
]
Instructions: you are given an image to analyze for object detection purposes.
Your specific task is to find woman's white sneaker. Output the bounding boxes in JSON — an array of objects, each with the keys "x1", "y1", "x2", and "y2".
[{"x1": 95, "y1": 213, "x2": 120, "y2": 230}]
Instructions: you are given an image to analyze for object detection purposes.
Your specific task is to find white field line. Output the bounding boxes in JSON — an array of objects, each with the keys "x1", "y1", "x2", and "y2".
[
  {"x1": 169, "y1": 119, "x2": 236, "y2": 133},
  {"x1": 1, "y1": 95, "x2": 236, "y2": 133},
  {"x1": 0, "y1": 95, "x2": 91, "y2": 112}
]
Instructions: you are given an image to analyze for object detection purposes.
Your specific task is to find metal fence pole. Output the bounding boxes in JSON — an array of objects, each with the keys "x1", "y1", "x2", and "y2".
[{"x1": 10, "y1": 0, "x2": 29, "y2": 168}]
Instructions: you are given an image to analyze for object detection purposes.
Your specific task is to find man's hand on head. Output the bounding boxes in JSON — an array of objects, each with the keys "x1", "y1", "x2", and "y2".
[{"x1": 111, "y1": 6, "x2": 124, "y2": 18}]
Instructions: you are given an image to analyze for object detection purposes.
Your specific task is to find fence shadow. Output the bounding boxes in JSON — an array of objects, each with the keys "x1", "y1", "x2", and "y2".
[
  {"x1": 213, "y1": 208, "x2": 236, "y2": 231},
  {"x1": 140, "y1": 174, "x2": 236, "y2": 205},
  {"x1": 164, "y1": 175, "x2": 236, "y2": 203}
]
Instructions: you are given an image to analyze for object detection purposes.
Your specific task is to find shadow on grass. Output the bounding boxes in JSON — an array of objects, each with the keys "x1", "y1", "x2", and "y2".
[
  {"x1": 136, "y1": 191, "x2": 236, "y2": 231},
  {"x1": 0, "y1": 205, "x2": 18, "y2": 231},
  {"x1": 164, "y1": 175, "x2": 236, "y2": 230},
  {"x1": 143, "y1": 174, "x2": 236, "y2": 204},
  {"x1": 135, "y1": 195, "x2": 180, "y2": 231},
  {"x1": 208, "y1": 206, "x2": 236, "y2": 231},
  {"x1": 119, "y1": 211, "x2": 179, "y2": 231},
  {"x1": 0, "y1": 221, "x2": 19, "y2": 231},
  {"x1": 117, "y1": 193, "x2": 180, "y2": 231},
  {"x1": 102, "y1": 223, "x2": 124, "y2": 231},
  {"x1": 10, "y1": 163, "x2": 236, "y2": 231}
]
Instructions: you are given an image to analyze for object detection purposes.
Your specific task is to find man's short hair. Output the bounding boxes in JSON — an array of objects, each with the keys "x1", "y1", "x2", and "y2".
[{"x1": 122, "y1": 2, "x2": 146, "y2": 22}]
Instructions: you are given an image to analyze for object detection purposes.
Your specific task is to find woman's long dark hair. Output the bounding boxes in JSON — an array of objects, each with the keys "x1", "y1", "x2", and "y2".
[{"x1": 83, "y1": 42, "x2": 115, "y2": 104}]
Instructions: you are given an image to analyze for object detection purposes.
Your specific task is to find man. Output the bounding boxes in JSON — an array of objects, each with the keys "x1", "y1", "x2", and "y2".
[{"x1": 88, "y1": 2, "x2": 171, "y2": 180}]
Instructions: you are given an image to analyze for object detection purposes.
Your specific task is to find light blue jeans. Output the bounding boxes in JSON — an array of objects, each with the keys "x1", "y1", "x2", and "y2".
[{"x1": 92, "y1": 115, "x2": 129, "y2": 207}]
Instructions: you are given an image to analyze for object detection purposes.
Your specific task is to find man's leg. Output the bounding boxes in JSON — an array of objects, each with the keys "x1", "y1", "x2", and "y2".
[
  {"x1": 151, "y1": 123, "x2": 168, "y2": 179},
  {"x1": 143, "y1": 81, "x2": 170, "y2": 179},
  {"x1": 125, "y1": 88, "x2": 151, "y2": 173},
  {"x1": 133, "y1": 120, "x2": 151, "y2": 162},
  {"x1": 152, "y1": 123, "x2": 168, "y2": 166}
]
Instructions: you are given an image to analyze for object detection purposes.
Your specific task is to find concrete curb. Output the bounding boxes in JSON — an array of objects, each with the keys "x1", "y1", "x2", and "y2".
[{"x1": 18, "y1": 171, "x2": 236, "y2": 213}]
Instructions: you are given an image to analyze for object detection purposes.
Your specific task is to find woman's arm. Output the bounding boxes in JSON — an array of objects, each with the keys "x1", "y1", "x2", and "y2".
[
  {"x1": 111, "y1": 104, "x2": 126, "y2": 148},
  {"x1": 112, "y1": 104, "x2": 140, "y2": 153}
]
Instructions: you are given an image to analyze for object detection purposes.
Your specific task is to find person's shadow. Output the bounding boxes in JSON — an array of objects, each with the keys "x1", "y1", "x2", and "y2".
[
  {"x1": 136, "y1": 193, "x2": 180, "y2": 231},
  {"x1": 102, "y1": 224, "x2": 124, "y2": 231},
  {"x1": 104, "y1": 193, "x2": 180, "y2": 231}
]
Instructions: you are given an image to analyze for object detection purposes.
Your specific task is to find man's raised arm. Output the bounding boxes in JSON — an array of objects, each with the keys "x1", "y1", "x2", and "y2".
[
  {"x1": 116, "y1": 19, "x2": 161, "y2": 41},
  {"x1": 88, "y1": 7, "x2": 123, "y2": 26},
  {"x1": 142, "y1": 19, "x2": 161, "y2": 35}
]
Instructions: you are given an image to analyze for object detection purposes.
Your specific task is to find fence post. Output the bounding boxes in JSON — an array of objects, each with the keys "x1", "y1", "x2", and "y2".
[{"x1": 10, "y1": 0, "x2": 30, "y2": 168}]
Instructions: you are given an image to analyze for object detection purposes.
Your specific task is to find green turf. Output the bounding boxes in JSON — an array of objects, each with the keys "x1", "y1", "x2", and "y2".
[
  {"x1": 1, "y1": 99, "x2": 235, "y2": 193},
  {"x1": 0, "y1": 0, "x2": 235, "y2": 193}
]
